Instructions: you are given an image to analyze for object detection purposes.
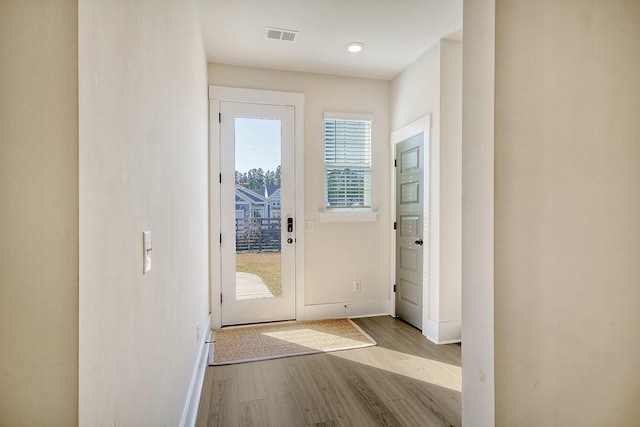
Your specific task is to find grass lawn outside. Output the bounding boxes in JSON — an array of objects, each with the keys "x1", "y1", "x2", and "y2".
[{"x1": 235, "y1": 251, "x2": 282, "y2": 297}]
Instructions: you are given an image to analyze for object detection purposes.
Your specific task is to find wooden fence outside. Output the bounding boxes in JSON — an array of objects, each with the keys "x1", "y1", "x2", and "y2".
[{"x1": 235, "y1": 218, "x2": 281, "y2": 252}]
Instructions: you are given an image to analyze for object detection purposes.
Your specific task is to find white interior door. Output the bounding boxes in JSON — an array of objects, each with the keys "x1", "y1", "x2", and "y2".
[{"x1": 220, "y1": 101, "x2": 295, "y2": 325}]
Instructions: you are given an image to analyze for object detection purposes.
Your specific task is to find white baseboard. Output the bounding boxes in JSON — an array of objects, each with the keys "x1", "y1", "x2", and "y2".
[
  {"x1": 302, "y1": 299, "x2": 390, "y2": 321},
  {"x1": 423, "y1": 318, "x2": 461, "y2": 344},
  {"x1": 180, "y1": 314, "x2": 211, "y2": 427}
]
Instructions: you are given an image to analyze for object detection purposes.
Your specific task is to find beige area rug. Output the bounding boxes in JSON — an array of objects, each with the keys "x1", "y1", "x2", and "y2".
[{"x1": 209, "y1": 318, "x2": 376, "y2": 365}]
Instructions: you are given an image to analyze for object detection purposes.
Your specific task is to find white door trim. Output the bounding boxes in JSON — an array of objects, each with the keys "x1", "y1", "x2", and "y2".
[
  {"x1": 390, "y1": 115, "x2": 432, "y2": 326},
  {"x1": 209, "y1": 86, "x2": 305, "y2": 330}
]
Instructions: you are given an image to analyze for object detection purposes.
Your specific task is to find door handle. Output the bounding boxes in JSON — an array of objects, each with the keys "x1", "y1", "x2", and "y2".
[
  {"x1": 287, "y1": 217, "x2": 294, "y2": 233},
  {"x1": 414, "y1": 239, "x2": 424, "y2": 246}
]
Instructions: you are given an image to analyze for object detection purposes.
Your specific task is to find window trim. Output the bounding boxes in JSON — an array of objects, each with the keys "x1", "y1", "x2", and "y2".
[{"x1": 318, "y1": 211, "x2": 378, "y2": 223}]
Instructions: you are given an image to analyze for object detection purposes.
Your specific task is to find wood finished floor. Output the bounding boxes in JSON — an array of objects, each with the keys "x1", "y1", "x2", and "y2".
[{"x1": 195, "y1": 316, "x2": 461, "y2": 427}]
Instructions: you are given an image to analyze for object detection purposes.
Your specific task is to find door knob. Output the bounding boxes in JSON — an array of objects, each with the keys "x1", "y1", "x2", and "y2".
[{"x1": 414, "y1": 239, "x2": 424, "y2": 246}]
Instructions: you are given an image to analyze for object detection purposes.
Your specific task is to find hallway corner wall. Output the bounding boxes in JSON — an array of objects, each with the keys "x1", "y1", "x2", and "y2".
[{"x1": 78, "y1": 0, "x2": 210, "y2": 424}]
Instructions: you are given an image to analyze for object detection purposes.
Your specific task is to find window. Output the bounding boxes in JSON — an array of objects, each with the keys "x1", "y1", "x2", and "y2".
[
  {"x1": 324, "y1": 113, "x2": 372, "y2": 210},
  {"x1": 252, "y1": 207, "x2": 263, "y2": 218}
]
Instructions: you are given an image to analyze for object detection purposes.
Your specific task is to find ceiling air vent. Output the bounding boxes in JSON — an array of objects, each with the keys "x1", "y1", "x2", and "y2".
[{"x1": 265, "y1": 27, "x2": 298, "y2": 42}]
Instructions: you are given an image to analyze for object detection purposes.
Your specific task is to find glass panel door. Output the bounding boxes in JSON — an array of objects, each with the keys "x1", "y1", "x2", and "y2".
[
  {"x1": 220, "y1": 102, "x2": 295, "y2": 325},
  {"x1": 234, "y1": 117, "x2": 282, "y2": 300}
]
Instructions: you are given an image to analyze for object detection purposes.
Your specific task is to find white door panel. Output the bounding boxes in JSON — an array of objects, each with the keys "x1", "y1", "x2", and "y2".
[{"x1": 220, "y1": 102, "x2": 295, "y2": 325}]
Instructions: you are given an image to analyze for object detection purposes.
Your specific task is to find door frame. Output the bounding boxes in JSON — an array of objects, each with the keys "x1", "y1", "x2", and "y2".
[
  {"x1": 209, "y1": 86, "x2": 305, "y2": 330},
  {"x1": 389, "y1": 115, "x2": 433, "y2": 332}
]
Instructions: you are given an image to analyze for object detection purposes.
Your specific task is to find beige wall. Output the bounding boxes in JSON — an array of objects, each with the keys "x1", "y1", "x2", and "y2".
[
  {"x1": 461, "y1": 0, "x2": 495, "y2": 424},
  {"x1": 209, "y1": 64, "x2": 391, "y2": 309},
  {"x1": 0, "y1": 1, "x2": 79, "y2": 425},
  {"x1": 390, "y1": 39, "x2": 462, "y2": 341},
  {"x1": 438, "y1": 39, "x2": 462, "y2": 323},
  {"x1": 494, "y1": 0, "x2": 640, "y2": 425},
  {"x1": 390, "y1": 41, "x2": 441, "y2": 132},
  {"x1": 78, "y1": 0, "x2": 209, "y2": 424}
]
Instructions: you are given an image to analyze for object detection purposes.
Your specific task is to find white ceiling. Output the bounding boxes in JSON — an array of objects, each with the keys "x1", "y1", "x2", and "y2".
[{"x1": 198, "y1": 0, "x2": 462, "y2": 80}]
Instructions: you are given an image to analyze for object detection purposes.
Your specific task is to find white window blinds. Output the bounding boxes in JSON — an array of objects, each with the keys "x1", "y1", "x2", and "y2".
[{"x1": 324, "y1": 114, "x2": 372, "y2": 209}]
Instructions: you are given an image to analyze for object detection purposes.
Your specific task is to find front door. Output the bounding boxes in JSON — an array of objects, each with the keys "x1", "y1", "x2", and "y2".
[
  {"x1": 220, "y1": 101, "x2": 296, "y2": 325},
  {"x1": 395, "y1": 133, "x2": 425, "y2": 329}
]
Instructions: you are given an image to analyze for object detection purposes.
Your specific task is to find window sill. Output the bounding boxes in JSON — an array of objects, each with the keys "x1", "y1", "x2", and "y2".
[{"x1": 318, "y1": 211, "x2": 378, "y2": 223}]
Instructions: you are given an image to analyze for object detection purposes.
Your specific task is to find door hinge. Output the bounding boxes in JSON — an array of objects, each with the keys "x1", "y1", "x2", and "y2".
[
  {"x1": 219, "y1": 233, "x2": 222, "y2": 244},
  {"x1": 393, "y1": 221, "x2": 397, "y2": 230},
  {"x1": 394, "y1": 159, "x2": 397, "y2": 167},
  {"x1": 393, "y1": 284, "x2": 397, "y2": 293},
  {"x1": 220, "y1": 293, "x2": 223, "y2": 304},
  {"x1": 219, "y1": 173, "x2": 222, "y2": 183},
  {"x1": 218, "y1": 112, "x2": 221, "y2": 123}
]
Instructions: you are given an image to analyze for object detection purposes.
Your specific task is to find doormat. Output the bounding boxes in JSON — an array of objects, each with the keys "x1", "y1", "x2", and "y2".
[{"x1": 209, "y1": 318, "x2": 376, "y2": 365}]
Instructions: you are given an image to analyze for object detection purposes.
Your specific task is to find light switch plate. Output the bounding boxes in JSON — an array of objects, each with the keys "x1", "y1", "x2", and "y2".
[{"x1": 143, "y1": 231, "x2": 151, "y2": 274}]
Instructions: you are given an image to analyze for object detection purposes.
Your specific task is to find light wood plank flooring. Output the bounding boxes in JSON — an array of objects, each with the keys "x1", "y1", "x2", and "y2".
[{"x1": 196, "y1": 316, "x2": 461, "y2": 427}]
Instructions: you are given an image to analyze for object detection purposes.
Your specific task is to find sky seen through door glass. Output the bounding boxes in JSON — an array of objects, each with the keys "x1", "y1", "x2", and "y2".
[{"x1": 235, "y1": 118, "x2": 281, "y2": 173}]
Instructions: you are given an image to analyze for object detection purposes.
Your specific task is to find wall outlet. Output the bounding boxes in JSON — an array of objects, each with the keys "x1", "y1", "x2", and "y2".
[
  {"x1": 353, "y1": 280, "x2": 362, "y2": 292},
  {"x1": 304, "y1": 221, "x2": 315, "y2": 232}
]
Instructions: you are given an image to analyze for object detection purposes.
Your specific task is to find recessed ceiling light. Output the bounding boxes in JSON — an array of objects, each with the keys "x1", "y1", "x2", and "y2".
[{"x1": 346, "y1": 42, "x2": 365, "y2": 53}]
